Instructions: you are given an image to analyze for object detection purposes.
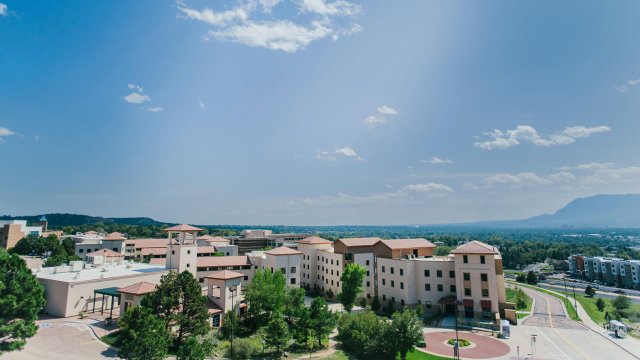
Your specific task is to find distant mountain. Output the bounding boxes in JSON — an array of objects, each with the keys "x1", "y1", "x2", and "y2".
[
  {"x1": 521, "y1": 194, "x2": 640, "y2": 228},
  {"x1": 0, "y1": 213, "x2": 168, "y2": 227}
]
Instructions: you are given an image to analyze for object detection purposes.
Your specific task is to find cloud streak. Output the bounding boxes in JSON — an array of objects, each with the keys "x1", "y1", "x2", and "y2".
[
  {"x1": 317, "y1": 146, "x2": 363, "y2": 161},
  {"x1": 423, "y1": 157, "x2": 453, "y2": 164},
  {"x1": 298, "y1": 182, "x2": 453, "y2": 206},
  {"x1": 363, "y1": 105, "x2": 398, "y2": 128},
  {"x1": 177, "y1": 0, "x2": 362, "y2": 53},
  {"x1": 474, "y1": 125, "x2": 610, "y2": 150}
]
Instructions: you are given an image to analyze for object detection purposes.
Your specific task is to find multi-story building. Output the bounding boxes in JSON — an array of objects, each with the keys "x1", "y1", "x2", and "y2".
[
  {"x1": 299, "y1": 236, "x2": 509, "y2": 322},
  {"x1": 0, "y1": 220, "x2": 43, "y2": 249},
  {"x1": 569, "y1": 255, "x2": 640, "y2": 288},
  {"x1": 228, "y1": 229, "x2": 309, "y2": 254}
]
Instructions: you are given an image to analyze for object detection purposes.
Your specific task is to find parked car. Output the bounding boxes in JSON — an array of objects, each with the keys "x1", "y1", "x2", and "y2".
[{"x1": 614, "y1": 289, "x2": 625, "y2": 294}]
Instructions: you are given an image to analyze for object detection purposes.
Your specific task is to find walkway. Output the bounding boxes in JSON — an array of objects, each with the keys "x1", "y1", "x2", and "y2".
[
  {"x1": 521, "y1": 287, "x2": 583, "y2": 329},
  {"x1": 421, "y1": 330, "x2": 511, "y2": 359}
]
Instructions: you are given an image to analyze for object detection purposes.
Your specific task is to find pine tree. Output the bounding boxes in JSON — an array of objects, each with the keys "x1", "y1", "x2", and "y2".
[
  {"x1": 0, "y1": 249, "x2": 45, "y2": 354},
  {"x1": 118, "y1": 307, "x2": 171, "y2": 360},
  {"x1": 309, "y1": 297, "x2": 336, "y2": 348},
  {"x1": 265, "y1": 314, "x2": 290, "y2": 355},
  {"x1": 339, "y1": 263, "x2": 366, "y2": 313}
]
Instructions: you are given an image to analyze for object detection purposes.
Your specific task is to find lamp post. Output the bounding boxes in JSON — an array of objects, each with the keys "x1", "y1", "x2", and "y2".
[
  {"x1": 562, "y1": 277, "x2": 568, "y2": 297},
  {"x1": 229, "y1": 285, "x2": 237, "y2": 359},
  {"x1": 454, "y1": 300, "x2": 461, "y2": 360},
  {"x1": 572, "y1": 286, "x2": 577, "y2": 311}
]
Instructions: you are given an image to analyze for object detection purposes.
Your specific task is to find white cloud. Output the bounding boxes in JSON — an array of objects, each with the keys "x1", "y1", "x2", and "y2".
[
  {"x1": 547, "y1": 171, "x2": 576, "y2": 183},
  {"x1": 474, "y1": 125, "x2": 610, "y2": 150},
  {"x1": 0, "y1": 3, "x2": 7, "y2": 16},
  {"x1": 145, "y1": 107, "x2": 164, "y2": 112},
  {"x1": 401, "y1": 183, "x2": 453, "y2": 193},
  {"x1": 0, "y1": 127, "x2": 15, "y2": 137},
  {"x1": 199, "y1": 100, "x2": 205, "y2": 109},
  {"x1": 484, "y1": 172, "x2": 553, "y2": 188},
  {"x1": 560, "y1": 162, "x2": 614, "y2": 171},
  {"x1": 363, "y1": 105, "x2": 399, "y2": 129},
  {"x1": 299, "y1": 0, "x2": 361, "y2": 16},
  {"x1": 124, "y1": 92, "x2": 150, "y2": 104},
  {"x1": 423, "y1": 157, "x2": 453, "y2": 164},
  {"x1": 178, "y1": 0, "x2": 361, "y2": 52},
  {"x1": 376, "y1": 105, "x2": 398, "y2": 115},
  {"x1": 207, "y1": 19, "x2": 331, "y2": 53},
  {"x1": 614, "y1": 78, "x2": 640, "y2": 93},
  {"x1": 317, "y1": 146, "x2": 362, "y2": 161},
  {"x1": 298, "y1": 182, "x2": 453, "y2": 206},
  {"x1": 128, "y1": 84, "x2": 144, "y2": 92}
]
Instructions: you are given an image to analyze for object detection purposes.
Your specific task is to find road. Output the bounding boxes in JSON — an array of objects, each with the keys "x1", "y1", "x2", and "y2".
[
  {"x1": 511, "y1": 287, "x2": 639, "y2": 360},
  {"x1": 539, "y1": 281, "x2": 640, "y2": 304}
]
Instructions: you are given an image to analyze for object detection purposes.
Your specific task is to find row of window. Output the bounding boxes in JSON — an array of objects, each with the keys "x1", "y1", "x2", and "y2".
[
  {"x1": 422, "y1": 269, "x2": 455, "y2": 278},
  {"x1": 462, "y1": 255, "x2": 486, "y2": 264},
  {"x1": 463, "y1": 273, "x2": 489, "y2": 282},
  {"x1": 317, "y1": 256, "x2": 340, "y2": 266}
]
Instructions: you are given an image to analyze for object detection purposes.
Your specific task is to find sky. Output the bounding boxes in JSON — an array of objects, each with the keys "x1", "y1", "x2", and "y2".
[{"x1": 1, "y1": 0, "x2": 640, "y2": 225}]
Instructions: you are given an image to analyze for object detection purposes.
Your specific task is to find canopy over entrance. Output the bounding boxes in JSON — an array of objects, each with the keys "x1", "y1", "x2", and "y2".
[{"x1": 93, "y1": 287, "x2": 121, "y2": 318}]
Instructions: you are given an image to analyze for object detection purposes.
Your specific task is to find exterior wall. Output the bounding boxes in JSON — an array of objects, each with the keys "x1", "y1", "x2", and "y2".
[
  {"x1": 119, "y1": 293, "x2": 146, "y2": 317},
  {"x1": 166, "y1": 243, "x2": 198, "y2": 277},
  {"x1": 260, "y1": 253, "x2": 301, "y2": 287},
  {"x1": 353, "y1": 252, "x2": 375, "y2": 298},
  {"x1": 413, "y1": 259, "x2": 456, "y2": 311},
  {"x1": 101, "y1": 240, "x2": 125, "y2": 254},
  {"x1": 1, "y1": 223, "x2": 26, "y2": 249},
  {"x1": 215, "y1": 244, "x2": 238, "y2": 256},
  {"x1": 76, "y1": 243, "x2": 103, "y2": 257},
  {"x1": 38, "y1": 271, "x2": 168, "y2": 317},
  {"x1": 298, "y1": 243, "x2": 333, "y2": 290},
  {"x1": 372, "y1": 243, "x2": 434, "y2": 259},
  {"x1": 317, "y1": 250, "x2": 343, "y2": 297},
  {"x1": 453, "y1": 253, "x2": 501, "y2": 318},
  {"x1": 207, "y1": 277, "x2": 243, "y2": 314},
  {"x1": 197, "y1": 265, "x2": 255, "y2": 285}
]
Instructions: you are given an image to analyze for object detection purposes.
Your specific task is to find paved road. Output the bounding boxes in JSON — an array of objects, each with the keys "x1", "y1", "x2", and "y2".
[
  {"x1": 539, "y1": 282, "x2": 640, "y2": 304},
  {"x1": 521, "y1": 287, "x2": 583, "y2": 330},
  {"x1": 3, "y1": 322, "x2": 117, "y2": 360}
]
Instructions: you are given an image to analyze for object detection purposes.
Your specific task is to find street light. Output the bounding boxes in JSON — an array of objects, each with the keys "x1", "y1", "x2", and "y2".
[
  {"x1": 454, "y1": 300, "x2": 461, "y2": 360},
  {"x1": 572, "y1": 286, "x2": 577, "y2": 311},
  {"x1": 562, "y1": 277, "x2": 568, "y2": 297},
  {"x1": 229, "y1": 285, "x2": 238, "y2": 359}
]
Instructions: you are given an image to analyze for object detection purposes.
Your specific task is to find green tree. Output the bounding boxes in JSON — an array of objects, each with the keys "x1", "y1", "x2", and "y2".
[
  {"x1": 339, "y1": 263, "x2": 366, "y2": 313},
  {"x1": 264, "y1": 314, "x2": 290, "y2": 355},
  {"x1": 612, "y1": 295, "x2": 631, "y2": 314},
  {"x1": 387, "y1": 299, "x2": 395, "y2": 315},
  {"x1": 526, "y1": 271, "x2": 538, "y2": 285},
  {"x1": 243, "y1": 269, "x2": 286, "y2": 327},
  {"x1": 337, "y1": 311, "x2": 389, "y2": 359},
  {"x1": 141, "y1": 271, "x2": 181, "y2": 330},
  {"x1": 292, "y1": 307, "x2": 312, "y2": 347},
  {"x1": 284, "y1": 286, "x2": 306, "y2": 322},
  {"x1": 44, "y1": 254, "x2": 68, "y2": 267},
  {"x1": 596, "y1": 298, "x2": 606, "y2": 312},
  {"x1": 371, "y1": 296, "x2": 381, "y2": 313},
  {"x1": 414, "y1": 303, "x2": 424, "y2": 319},
  {"x1": 220, "y1": 306, "x2": 239, "y2": 340},
  {"x1": 0, "y1": 249, "x2": 46, "y2": 354},
  {"x1": 118, "y1": 307, "x2": 171, "y2": 360},
  {"x1": 309, "y1": 297, "x2": 336, "y2": 348},
  {"x1": 389, "y1": 309, "x2": 424, "y2": 360},
  {"x1": 585, "y1": 285, "x2": 596, "y2": 297},
  {"x1": 176, "y1": 336, "x2": 210, "y2": 360},
  {"x1": 515, "y1": 289, "x2": 528, "y2": 310}
]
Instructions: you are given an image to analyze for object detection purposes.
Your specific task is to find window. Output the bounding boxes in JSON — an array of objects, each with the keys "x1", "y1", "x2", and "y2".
[
  {"x1": 463, "y1": 255, "x2": 468, "y2": 263},
  {"x1": 391, "y1": 267, "x2": 395, "y2": 274},
  {"x1": 463, "y1": 273, "x2": 470, "y2": 281},
  {"x1": 280, "y1": 268, "x2": 286, "y2": 273},
  {"x1": 383, "y1": 294, "x2": 386, "y2": 301},
  {"x1": 366, "y1": 271, "x2": 370, "y2": 276},
  {"x1": 187, "y1": 250, "x2": 191, "y2": 254},
  {"x1": 331, "y1": 280, "x2": 334, "y2": 285},
  {"x1": 291, "y1": 267, "x2": 296, "y2": 273},
  {"x1": 425, "y1": 283, "x2": 431, "y2": 291},
  {"x1": 401, "y1": 299, "x2": 405, "y2": 306},
  {"x1": 331, "y1": 259, "x2": 333, "y2": 265},
  {"x1": 464, "y1": 288, "x2": 471, "y2": 296},
  {"x1": 186, "y1": 263, "x2": 190, "y2": 268},
  {"x1": 337, "y1": 282, "x2": 340, "y2": 287},
  {"x1": 337, "y1": 260, "x2": 339, "y2": 266},
  {"x1": 481, "y1": 273, "x2": 488, "y2": 282},
  {"x1": 437, "y1": 270, "x2": 442, "y2": 278},
  {"x1": 113, "y1": 248, "x2": 118, "y2": 252},
  {"x1": 366, "y1": 260, "x2": 370, "y2": 266},
  {"x1": 366, "y1": 281, "x2": 370, "y2": 287},
  {"x1": 382, "y1": 266, "x2": 386, "y2": 273},
  {"x1": 480, "y1": 255, "x2": 486, "y2": 264},
  {"x1": 437, "y1": 284, "x2": 443, "y2": 292},
  {"x1": 244, "y1": 276, "x2": 249, "y2": 281},
  {"x1": 482, "y1": 289, "x2": 489, "y2": 297},
  {"x1": 449, "y1": 271, "x2": 455, "y2": 278},
  {"x1": 382, "y1": 279, "x2": 386, "y2": 286},
  {"x1": 392, "y1": 297, "x2": 395, "y2": 303},
  {"x1": 172, "y1": 250, "x2": 175, "y2": 255},
  {"x1": 400, "y1": 269, "x2": 404, "y2": 276},
  {"x1": 331, "y1": 270, "x2": 333, "y2": 275},
  {"x1": 345, "y1": 253, "x2": 353, "y2": 261},
  {"x1": 400, "y1": 282, "x2": 404, "y2": 289},
  {"x1": 450, "y1": 285, "x2": 456, "y2": 292},
  {"x1": 79, "y1": 249, "x2": 84, "y2": 253},
  {"x1": 291, "y1": 278, "x2": 296, "y2": 285},
  {"x1": 337, "y1": 271, "x2": 340, "y2": 276},
  {"x1": 391, "y1": 280, "x2": 395, "y2": 288},
  {"x1": 424, "y1": 269, "x2": 430, "y2": 277}
]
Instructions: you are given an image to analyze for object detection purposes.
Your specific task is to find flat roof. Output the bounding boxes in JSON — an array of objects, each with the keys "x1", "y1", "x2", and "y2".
[{"x1": 36, "y1": 262, "x2": 167, "y2": 283}]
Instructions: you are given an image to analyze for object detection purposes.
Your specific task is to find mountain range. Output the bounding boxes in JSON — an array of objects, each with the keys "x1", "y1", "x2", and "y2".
[{"x1": 2, "y1": 194, "x2": 640, "y2": 229}]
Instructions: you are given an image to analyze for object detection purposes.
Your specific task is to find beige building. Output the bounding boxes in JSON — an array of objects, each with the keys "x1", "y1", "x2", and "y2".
[{"x1": 0, "y1": 220, "x2": 43, "y2": 249}]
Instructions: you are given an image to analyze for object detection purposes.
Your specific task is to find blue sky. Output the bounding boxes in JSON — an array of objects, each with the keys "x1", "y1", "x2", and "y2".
[{"x1": 1, "y1": 0, "x2": 640, "y2": 225}]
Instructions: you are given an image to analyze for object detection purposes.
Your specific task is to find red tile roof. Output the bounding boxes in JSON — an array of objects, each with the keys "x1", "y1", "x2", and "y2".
[
  {"x1": 103, "y1": 233, "x2": 127, "y2": 241},
  {"x1": 86, "y1": 248, "x2": 125, "y2": 257},
  {"x1": 337, "y1": 237, "x2": 382, "y2": 247},
  {"x1": 197, "y1": 256, "x2": 251, "y2": 267},
  {"x1": 125, "y1": 238, "x2": 170, "y2": 248},
  {"x1": 450, "y1": 241, "x2": 498, "y2": 255},
  {"x1": 117, "y1": 282, "x2": 157, "y2": 295},
  {"x1": 265, "y1": 246, "x2": 303, "y2": 255},
  {"x1": 205, "y1": 270, "x2": 245, "y2": 280},
  {"x1": 197, "y1": 246, "x2": 217, "y2": 254},
  {"x1": 378, "y1": 238, "x2": 436, "y2": 249},
  {"x1": 298, "y1": 236, "x2": 333, "y2": 245},
  {"x1": 197, "y1": 235, "x2": 230, "y2": 243},
  {"x1": 140, "y1": 248, "x2": 167, "y2": 256},
  {"x1": 163, "y1": 224, "x2": 204, "y2": 232}
]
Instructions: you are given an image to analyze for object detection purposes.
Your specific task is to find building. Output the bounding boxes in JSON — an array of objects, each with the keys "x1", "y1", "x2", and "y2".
[
  {"x1": 228, "y1": 229, "x2": 309, "y2": 254},
  {"x1": 570, "y1": 255, "x2": 640, "y2": 288},
  {"x1": 0, "y1": 220, "x2": 43, "y2": 249},
  {"x1": 299, "y1": 237, "x2": 510, "y2": 323}
]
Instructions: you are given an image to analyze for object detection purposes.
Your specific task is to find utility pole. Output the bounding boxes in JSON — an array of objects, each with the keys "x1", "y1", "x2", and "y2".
[
  {"x1": 562, "y1": 277, "x2": 568, "y2": 297},
  {"x1": 230, "y1": 285, "x2": 237, "y2": 359},
  {"x1": 572, "y1": 286, "x2": 577, "y2": 311},
  {"x1": 454, "y1": 300, "x2": 461, "y2": 360}
]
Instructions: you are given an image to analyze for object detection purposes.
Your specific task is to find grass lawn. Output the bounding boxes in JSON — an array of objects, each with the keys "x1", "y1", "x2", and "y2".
[
  {"x1": 506, "y1": 287, "x2": 533, "y2": 313},
  {"x1": 326, "y1": 349, "x2": 453, "y2": 360},
  {"x1": 507, "y1": 281, "x2": 581, "y2": 321},
  {"x1": 574, "y1": 294, "x2": 640, "y2": 338},
  {"x1": 100, "y1": 331, "x2": 122, "y2": 348}
]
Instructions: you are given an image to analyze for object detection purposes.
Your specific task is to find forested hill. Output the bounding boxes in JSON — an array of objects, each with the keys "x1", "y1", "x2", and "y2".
[{"x1": 0, "y1": 213, "x2": 167, "y2": 227}]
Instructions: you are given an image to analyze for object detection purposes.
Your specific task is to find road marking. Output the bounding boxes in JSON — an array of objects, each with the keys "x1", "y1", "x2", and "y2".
[
  {"x1": 535, "y1": 326, "x2": 572, "y2": 360},
  {"x1": 546, "y1": 296, "x2": 554, "y2": 327},
  {"x1": 550, "y1": 327, "x2": 592, "y2": 360}
]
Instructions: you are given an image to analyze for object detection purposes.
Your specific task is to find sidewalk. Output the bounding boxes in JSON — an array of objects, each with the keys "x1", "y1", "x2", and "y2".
[{"x1": 536, "y1": 286, "x2": 640, "y2": 359}]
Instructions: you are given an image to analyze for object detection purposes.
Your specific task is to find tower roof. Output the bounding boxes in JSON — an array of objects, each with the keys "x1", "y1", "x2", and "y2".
[
  {"x1": 450, "y1": 240, "x2": 498, "y2": 255},
  {"x1": 265, "y1": 246, "x2": 303, "y2": 255},
  {"x1": 298, "y1": 236, "x2": 333, "y2": 245},
  {"x1": 163, "y1": 224, "x2": 204, "y2": 232},
  {"x1": 205, "y1": 270, "x2": 245, "y2": 280},
  {"x1": 117, "y1": 282, "x2": 157, "y2": 295},
  {"x1": 39, "y1": 215, "x2": 47, "y2": 222}
]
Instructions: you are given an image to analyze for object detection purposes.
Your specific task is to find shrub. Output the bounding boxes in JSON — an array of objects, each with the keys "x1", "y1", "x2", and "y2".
[
  {"x1": 447, "y1": 338, "x2": 471, "y2": 347},
  {"x1": 230, "y1": 338, "x2": 258, "y2": 360}
]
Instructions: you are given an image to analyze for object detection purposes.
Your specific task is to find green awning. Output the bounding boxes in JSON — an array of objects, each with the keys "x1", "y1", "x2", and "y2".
[{"x1": 94, "y1": 287, "x2": 121, "y2": 297}]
